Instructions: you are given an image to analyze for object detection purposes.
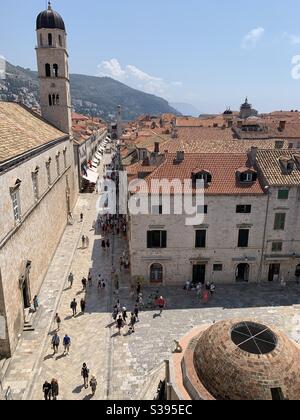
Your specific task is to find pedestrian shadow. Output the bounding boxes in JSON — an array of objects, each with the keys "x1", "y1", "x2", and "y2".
[
  {"x1": 72, "y1": 385, "x2": 85, "y2": 394},
  {"x1": 123, "y1": 330, "x2": 133, "y2": 337},
  {"x1": 48, "y1": 329, "x2": 58, "y2": 336},
  {"x1": 105, "y1": 321, "x2": 116, "y2": 328},
  {"x1": 56, "y1": 353, "x2": 67, "y2": 361},
  {"x1": 63, "y1": 287, "x2": 72, "y2": 292},
  {"x1": 75, "y1": 312, "x2": 84, "y2": 318},
  {"x1": 111, "y1": 331, "x2": 121, "y2": 338},
  {"x1": 64, "y1": 315, "x2": 74, "y2": 321},
  {"x1": 153, "y1": 313, "x2": 161, "y2": 319},
  {"x1": 44, "y1": 354, "x2": 54, "y2": 361},
  {"x1": 76, "y1": 291, "x2": 84, "y2": 296},
  {"x1": 83, "y1": 393, "x2": 94, "y2": 400}
]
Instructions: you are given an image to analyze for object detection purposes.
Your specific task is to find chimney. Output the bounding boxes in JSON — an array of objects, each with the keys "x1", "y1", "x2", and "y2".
[
  {"x1": 154, "y1": 142, "x2": 160, "y2": 154},
  {"x1": 176, "y1": 151, "x2": 185, "y2": 163},
  {"x1": 249, "y1": 146, "x2": 258, "y2": 165},
  {"x1": 279, "y1": 121, "x2": 286, "y2": 131},
  {"x1": 275, "y1": 140, "x2": 284, "y2": 149},
  {"x1": 142, "y1": 157, "x2": 150, "y2": 167}
]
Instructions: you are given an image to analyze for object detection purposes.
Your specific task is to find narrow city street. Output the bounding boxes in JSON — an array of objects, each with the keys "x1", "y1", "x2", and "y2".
[{"x1": 2, "y1": 152, "x2": 300, "y2": 400}]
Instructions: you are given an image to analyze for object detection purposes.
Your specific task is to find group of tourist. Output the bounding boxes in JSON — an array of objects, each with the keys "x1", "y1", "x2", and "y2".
[
  {"x1": 42, "y1": 364, "x2": 98, "y2": 400},
  {"x1": 184, "y1": 281, "x2": 216, "y2": 303}
]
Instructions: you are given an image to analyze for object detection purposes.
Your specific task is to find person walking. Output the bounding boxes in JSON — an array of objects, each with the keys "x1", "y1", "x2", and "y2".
[
  {"x1": 129, "y1": 312, "x2": 136, "y2": 333},
  {"x1": 88, "y1": 271, "x2": 93, "y2": 288},
  {"x1": 82, "y1": 277, "x2": 87, "y2": 291},
  {"x1": 80, "y1": 213, "x2": 84, "y2": 223},
  {"x1": 50, "y1": 379, "x2": 59, "y2": 401},
  {"x1": 106, "y1": 239, "x2": 110, "y2": 252},
  {"x1": 68, "y1": 272, "x2": 74, "y2": 289},
  {"x1": 52, "y1": 333, "x2": 60, "y2": 354},
  {"x1": 82, "y1": 235, "x2": 86, "y2": 249},
  {"x1": 157, "y1": 296, "x2": 166, "y2": 316},
  {"x1": 101, "y1": 239, "x2": 106, "y2": 251},
  {"x1": 112, "y1": 305, "x2": 118, "y2": 322},
  {"x1": 116, "y1": 299, "x2": 121, "y2": 313},
  {"x1": 43, "y1": 381, "x2": 52, "y2": 401},
  {"x1": 90, "y1": 376, "x2": 97, "y2": 397},
  {"x1": 117, "y1": 315, "x2": 123, "y2": 335},
  {"x1": 134, "y1": 304, "x2": 139, "y2": 321},
  {"x1": 81, "y1": 363, "x2": 89, "y2": 389},
  {"x1": 210, "y1": 282, "x2": 216, "y2": 296},
  {"x1": 70, "y1": 299, "x2": 77, "y2": 317},
  {"x1": 63, "y1": 334, "x2": 71, "y2": 355},
  {"x1": 54, "y1": 313, "x2": 61, "y2": 331},
  {"x1": 80, "y1": 298, "x2": 86, "y2": 314},
  {"x1": 33, "y1": 295, "x2": 39, "y2": 312},
  {"x1": 136, "y1": 282, "x2": 141, "y2": 296},
  {"x1": 122, "y1": 307, "x2": 128, "y2": 324}
]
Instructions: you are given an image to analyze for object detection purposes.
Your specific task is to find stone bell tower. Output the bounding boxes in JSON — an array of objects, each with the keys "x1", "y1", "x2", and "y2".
[{"x1": 35, "y1": 2, "x2": 72, "y2": 134}]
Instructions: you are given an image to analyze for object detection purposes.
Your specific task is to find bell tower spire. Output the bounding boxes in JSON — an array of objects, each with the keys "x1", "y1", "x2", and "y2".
[{"x1": 35, "y1": 3, "x2": 72, "y2": 134}]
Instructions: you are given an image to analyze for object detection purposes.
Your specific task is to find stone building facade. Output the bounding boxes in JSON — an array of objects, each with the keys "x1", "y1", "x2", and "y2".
[
  {"x1": 0, "y1": 4, "x2": 77, "y2": 358},
  {"x1": 0, "y1": 103, "x2": 76, "y2": 357},
  {"x1": 129, "y1": 148, "x2": 300, "y2": 286},
  {"x1": 129, "y1": 152, "x2": 268, "y2": 286}
]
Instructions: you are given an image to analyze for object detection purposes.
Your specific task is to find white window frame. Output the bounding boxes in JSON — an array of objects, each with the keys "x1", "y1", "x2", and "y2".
[
  {"x1": 32, "y1": 171, "x2": 39, "y2": 202},
  {"x1": 11, "y1": 188, "x2": 21, "y2": 224}
]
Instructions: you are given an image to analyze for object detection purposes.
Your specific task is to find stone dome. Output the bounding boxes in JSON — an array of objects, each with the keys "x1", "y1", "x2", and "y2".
[
  {"x1": 36, "y1": 2, "x2": 65, "y2": 31},
  {"x1": 191, "y1": 319, "x2": 300, "y2": 400}
]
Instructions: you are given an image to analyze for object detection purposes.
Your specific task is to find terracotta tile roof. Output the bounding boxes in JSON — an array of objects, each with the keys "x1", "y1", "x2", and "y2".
[
  {"x1": 256, "y1": 149, "x2": 300, "y2": 186},
  {"x1": 135, "y1": 133, "x2": 171, "y2": 152},
  {"x1": 72, "y1": 112, "x2": 89, "y2": 121},
  {"x1": 163, "y1": 127, "x2": 288, "y2": 153},
  {"x1": 142, "y1": 153, "x2": 264, "y2": 195},
  {"x1": 126, "y1": 161, "x2": 158, "y2": 176},
  {"x1": 0, "y1": 101, "x2": 66, "y2": 163}
]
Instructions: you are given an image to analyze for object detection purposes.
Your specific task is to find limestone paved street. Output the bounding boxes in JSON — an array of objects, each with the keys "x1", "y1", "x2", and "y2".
[{"x1": 3, "y1": 162, "x2": 300, "y2": 399}]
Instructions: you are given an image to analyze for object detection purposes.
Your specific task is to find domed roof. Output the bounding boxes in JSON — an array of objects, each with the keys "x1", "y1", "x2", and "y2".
[
  {"x1": 190, "y1": 319, "x2": 300, "y2": 400},
  {"x1": 36, "y1": 2, "x2": 65, "y2": 31}
]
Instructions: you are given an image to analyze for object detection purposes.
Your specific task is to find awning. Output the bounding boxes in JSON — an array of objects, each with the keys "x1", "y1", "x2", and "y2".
[{"x1": 83, "y1": 169, "x2": 99, "y2": 184}]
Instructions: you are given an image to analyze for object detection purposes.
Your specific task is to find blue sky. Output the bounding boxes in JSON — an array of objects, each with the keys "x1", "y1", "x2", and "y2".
[{"x1": 1, "y1": 0, "x2": 300, "y2": 113}]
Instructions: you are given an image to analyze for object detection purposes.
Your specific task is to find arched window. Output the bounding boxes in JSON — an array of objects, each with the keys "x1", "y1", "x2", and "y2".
[
  {"x1": 150, "y1": 263, "x2": 163, "y2": 283},
  {"x1": 45, "y1": 63, "x2": 51, "y2": 78},
  {"x1": 48, "y1": 33, "x2": 52, "y2": 46},
  {"x1": 53, "y1": 64, "x2": 58, "y2": 77},
  {"x1": 52, "y1": 94, "x2": 56, "y2": 106},
  {"x1": 58, "y1": 35, "x2": 62, "y2": 47},
  {"x1": 56, "y1": 94, "x2": 60, "y2": 105},
  {"x1": 48, "y1": 94, "x2": 52, "y2": 106}
]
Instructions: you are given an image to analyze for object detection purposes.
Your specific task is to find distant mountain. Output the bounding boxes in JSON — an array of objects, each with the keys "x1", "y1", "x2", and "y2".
[
  {"x1": 170, "y1": 102, "x2": 200, "y2": 117},
  {"x1": 0, "y1": 62, "x2": 181, "y2": 121}
]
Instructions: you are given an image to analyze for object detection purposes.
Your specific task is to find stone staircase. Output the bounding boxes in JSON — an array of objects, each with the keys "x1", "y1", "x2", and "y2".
[{"x1": 23, "y1": 308, "x2": 35, "y2": 332}]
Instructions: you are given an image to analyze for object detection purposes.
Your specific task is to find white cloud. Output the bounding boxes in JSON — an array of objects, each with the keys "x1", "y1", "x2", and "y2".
[
  {"x1": 241, "y1": 27, "x2": 265, "y2": 49},
  {"x1": 97, "y1": 58, "x2": 182, "y2": 97},
  {"x1": 283, "y1": 32, "x2": 300, "y2": 45}
]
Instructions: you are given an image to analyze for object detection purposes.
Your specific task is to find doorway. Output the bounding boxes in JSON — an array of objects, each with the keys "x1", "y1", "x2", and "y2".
[
  {"x1": 236, "y1": 263, "x2": 250, "y2": 283},
  {"x1": 193, "y1": 264, "x2": 206, "y2": 285},
  {"x1": 268, "y1": 264, "x2": 280, "y2": 282},
  {"x1": 150, "y1": 263, "x2": 163, "y2": 284},
  {"x1": 19, "y1": 260, "x2": 32, "y2": 310}
]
